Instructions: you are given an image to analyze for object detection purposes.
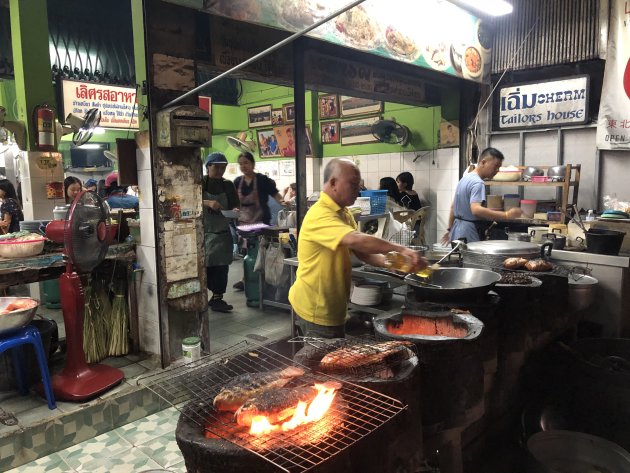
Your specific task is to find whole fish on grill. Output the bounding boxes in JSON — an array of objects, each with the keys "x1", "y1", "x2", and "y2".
[
  {"x1": 213, "y1": 366, "x2": 305, "y2": 412},
  {"x1": 235, "y1": 381, "x2": 342, "y2": 427},
  {"x1": 319, "y1": 341, "x2": 414, "y2": 370}
]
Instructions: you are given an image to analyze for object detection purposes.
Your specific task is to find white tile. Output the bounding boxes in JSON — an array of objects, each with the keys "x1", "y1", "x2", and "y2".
[
  {"x1": 138, "y1": 315, "x2": 160, "y2": 355},
  {"x1": 136, "y1": 147, "x2": 151, "y2": 171},
  {"x1": 451, "y1": 169, "x2": 461, "y2": 189},
  {"x1": 137, "y1": 281, "x2": 159, "y2": 324},
  {"x1": 365, "y1": 155, "x2": 378, "y2": 173},
  {"x1": 389, "y1": 153, "x2": 401, "y2": 170},
  {"x1": 436, "y1": 211, "x2": 450, "y2": 231},
  {"x1": 136, "y1": 244, "x2": 158, "y2": 285},
  {"x1": 137, "y1": 170, "x2": 153, "y2": 210},
  {"x1": 139, "y1": 208, "x2": 155, "y2": 248},
  {"x1": 377, "y1": 154, "x2": 390, "y2": 173},
  {"x1": 430, "y1": 169, "x2": 451, "y2": 191},
  {"x1": 437, "y1": 189, "x2": 455, "y2": 211}
]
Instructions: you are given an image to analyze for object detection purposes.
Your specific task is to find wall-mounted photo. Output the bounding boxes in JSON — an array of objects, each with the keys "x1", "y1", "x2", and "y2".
[
  {"x1": 247, "y1": 104, "x2": 272, "y2": 128},
  {"x1": 340, "y1": 116, "x2": 381, "y2": 145},
  {"x1": 271, "y1": 108, "x2": 284, "y2": 126},
  {"x1": 340, "y1": 96, "x2": 383, "y2": 117},
  {"x1": 274, "y1": 125, "x2": 313, "y2": 157},
  {"x1": 318, "y1": 94, "x2": 339, "y2": 119},
  {"x1": 256, "y1": 128, "x2": 281, "y2": 158},
  {"x1": 321, "y1": 121, "x2": 340, "y2": 144},
  {"x1": 282, "y1": 103, "x2": 295, "y2": 124}
]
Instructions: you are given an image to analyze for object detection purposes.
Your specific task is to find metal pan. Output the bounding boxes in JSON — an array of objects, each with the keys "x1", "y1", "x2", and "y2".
[{"x1": 404, "y1": 267, "x2": 501, "y2": 302}]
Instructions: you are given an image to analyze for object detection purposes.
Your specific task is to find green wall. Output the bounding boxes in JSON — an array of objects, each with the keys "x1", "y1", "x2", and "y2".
[
  {"x1": 0, "y1": 79, "x2": 18, "y2": 120},
  {"x1": 205, "y1": 79, "x2": 451, "y2": 163}
]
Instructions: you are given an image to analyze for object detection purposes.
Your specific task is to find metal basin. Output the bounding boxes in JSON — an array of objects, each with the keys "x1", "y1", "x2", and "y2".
[
  {"x1": 405, "y1": 267, "x2": 501, "y2": 302},
  {"x1": 568, "y1": 274, "x2": 598, "y2": 311},
  {"x1": 0, "y1": 297, "x2": 39, "y2": 336}
]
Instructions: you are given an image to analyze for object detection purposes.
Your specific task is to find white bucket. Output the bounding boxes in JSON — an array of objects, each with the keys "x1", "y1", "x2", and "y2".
[{"x1": 182, "y1": 337, "x2": 201, "y2": 363}]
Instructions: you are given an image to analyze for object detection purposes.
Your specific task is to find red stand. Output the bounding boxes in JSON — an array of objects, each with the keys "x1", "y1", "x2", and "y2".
[{"x1": 52, "y1": 270, "x2": 123, "y2": 401}]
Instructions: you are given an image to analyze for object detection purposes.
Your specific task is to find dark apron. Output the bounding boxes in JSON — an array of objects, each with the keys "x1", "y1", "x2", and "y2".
[
  {"x1": 203, "y1": 190, "x2": 233, "y2": 267},
  {"x1": 238, "y1": 176, "x2": 263, "y2": 224},
  {"x1": 454, "y1": 215, "x2": 492, "y2": 241}
]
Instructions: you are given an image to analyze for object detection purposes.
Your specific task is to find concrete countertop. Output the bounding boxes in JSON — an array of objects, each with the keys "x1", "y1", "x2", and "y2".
[{"x1": 549, "y1": 249, "x2": 630, "y2": 268}]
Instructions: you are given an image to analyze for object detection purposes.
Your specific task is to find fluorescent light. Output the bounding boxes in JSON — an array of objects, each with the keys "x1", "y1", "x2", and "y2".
[
  {"x1": 92, "y1": 127, "x2": 106, "y2": 135},
  {"x1": 449, "y1": 0, "x2": 513, "y2": 16},
  {"x1": 76, "y1": 143, "x2": 105, "y2": 149}
]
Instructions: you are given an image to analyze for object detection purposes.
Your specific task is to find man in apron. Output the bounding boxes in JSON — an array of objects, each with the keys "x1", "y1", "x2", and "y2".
[{"x1": 203, "y1": 153, "x2": 240, "y2": 312}]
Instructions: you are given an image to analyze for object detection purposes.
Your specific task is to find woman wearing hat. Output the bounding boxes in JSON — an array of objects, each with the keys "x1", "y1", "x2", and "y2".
[
  {"x1": 104, "y1": 172, "x2": 139, "y2": 211},
  {"x1": 203, "y1": 152, "x2": 240, "y2": 312},
  {"x1": 84, "y1": 178, "x2": 98, "y2": 192}
]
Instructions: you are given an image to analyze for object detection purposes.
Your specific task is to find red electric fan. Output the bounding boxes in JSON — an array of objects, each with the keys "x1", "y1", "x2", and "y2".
[{"x1": 45, "y1": 190, "x2": 123, "y2": 401}]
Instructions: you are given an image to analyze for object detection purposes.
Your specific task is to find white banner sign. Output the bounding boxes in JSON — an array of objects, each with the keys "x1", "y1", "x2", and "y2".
[
  {"x1": 61, "y1": 80, "x2": 138, "y2": 130},
  {"x1": 596, "y1": 0, "x2": 630, "y2": 150},
  {"x1": 498, "y1": 76, "x2": 589, "y2": 129}
]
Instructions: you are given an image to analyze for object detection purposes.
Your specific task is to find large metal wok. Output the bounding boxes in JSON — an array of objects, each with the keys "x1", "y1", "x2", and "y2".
[{"x1": 404, "y1": 267, "x2": 501, "y2": 302}]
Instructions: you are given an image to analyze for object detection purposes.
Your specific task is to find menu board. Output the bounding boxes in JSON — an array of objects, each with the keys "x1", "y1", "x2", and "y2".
[{"x1": 202, "y1": 0, "x2": 491, "y2": 83}]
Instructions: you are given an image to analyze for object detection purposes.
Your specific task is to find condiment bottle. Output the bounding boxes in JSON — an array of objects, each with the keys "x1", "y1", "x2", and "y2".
[{"x1": 383, "y1": 251, "x2": 413, "y2": 273}]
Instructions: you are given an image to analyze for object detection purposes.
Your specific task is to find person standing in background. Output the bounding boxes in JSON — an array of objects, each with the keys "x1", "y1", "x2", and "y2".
[
  {"x1": 396, "y1": 172, "x2": 423, "y2": 210},
  {"x1": 84, "y1": 178, "x2": 98, "y2": 192},
  {"x1": 202, "y1": 152, "x2": 240, "y2": 312},
  {"x1": 442, "y1": 147, "x2": 523, "y2": 244},
  {"x1": 379, "y1": 176, "x2": 405, "y2": 212},
  {"x1": 64, "y1": 176, "x2": 83, "y2": 204},
  {"x1": 104, "y1": 172, "x2": 139, "y2": 211},
  {"x1": 0, "y1": 179, "x2": 24, "y2": 234},
  {"x1": 232, "y1": 151, "x2": 284, "y2": 291}
]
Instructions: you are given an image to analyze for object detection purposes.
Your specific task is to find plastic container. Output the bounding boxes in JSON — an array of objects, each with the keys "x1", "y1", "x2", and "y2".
[
  {"x1": 504, "y1": 194, "x2": 521, "y2": 211},
  {"x1": 520, "y1": 199, "x2": 538, "y2": 218},
  {"x1": 360, "y1": 190, "x2": 387, "y2": 214},
  {"x1": 182, "y1": 336, "x2": 201, "y2": 363},
  {"x1": 585, "y1": 209, "x2": 595, "y2": 221},
  {"x1": 0, "y1": 237, "x2": 46, "y2": 258},
  {"x1": 487, "y1": 195, "x2": 503, "y2": 210},
  {"x1": 547, "y1": 211, "x2": 562, "y2": 222},
  {"x1": 354, "y1": 196, "x2": 371, "y2": 215}
]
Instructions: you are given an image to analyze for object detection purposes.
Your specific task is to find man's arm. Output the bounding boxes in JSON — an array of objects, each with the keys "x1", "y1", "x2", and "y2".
[
  {"x1": 441, "y1": 202, "x2": 455, "y2": 244},
  {"x1": 340, "y1": 231, "x2": 426, "y2": 272},
  {"x1": 471, "y1": 202, "x2": 522, "y2": 220}
]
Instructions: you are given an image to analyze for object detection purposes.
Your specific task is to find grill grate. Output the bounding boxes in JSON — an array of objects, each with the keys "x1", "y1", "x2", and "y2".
[
  {"x1": 463, "y1": 252, "x2": 571, "y2": 277},
  {"x1": 137, "y1": 341, "x2": 406, "y2": 473}
]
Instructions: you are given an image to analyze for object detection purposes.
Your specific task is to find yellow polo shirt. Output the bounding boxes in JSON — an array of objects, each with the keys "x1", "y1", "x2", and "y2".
[{"x1": 288, "y1": 192, "x2": 357, "y2": 326}]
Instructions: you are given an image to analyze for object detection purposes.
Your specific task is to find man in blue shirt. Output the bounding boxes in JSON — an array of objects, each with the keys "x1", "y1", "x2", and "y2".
[
  {"x1": 104, "y1": 172, "x2": 139, "y2": 211},
  {"x1": 443, "y1": 147, "x2": 522, "y2": 243}
]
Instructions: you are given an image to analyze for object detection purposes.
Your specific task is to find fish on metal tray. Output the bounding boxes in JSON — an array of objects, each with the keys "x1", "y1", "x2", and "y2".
[
  {"x1": 213, "y1": 366, "x2": 305, "y2": 412},
  {"x1": 235, "y1": 381, "x2": 342, "y2": 427},
  {"x1": 320, "y1": 341, "x2": 414, "y2": 370}
]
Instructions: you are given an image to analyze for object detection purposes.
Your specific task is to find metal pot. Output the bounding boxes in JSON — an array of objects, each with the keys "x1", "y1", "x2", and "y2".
[
  {"x1": 542, "y1": 233, "x2": 566, "y2": 250},
  {"x1": 568, "y1": 274, "x2": 598, "y2": 311},
  {"x1": 506, "y1": 229, "x2": 532, "y2": 242},
  {"x1": 527, "y1": 430, "x2": 630, "y2": 473},
  {"x1": 404, "y1": 267, "x2": 501, "y2": 302},
  {"x1": 461, "y1": 240, "x2": 552, "y2": 269}
]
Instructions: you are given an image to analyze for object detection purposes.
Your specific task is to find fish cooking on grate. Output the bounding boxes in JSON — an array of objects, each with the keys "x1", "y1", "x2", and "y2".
[
  {"x1": 213, "y1": 366, "x2": 305, "y2": 412},
  {"x1": 320, "y1": 341, "x2": 414, "y2": 370},
  {"x1": 235, "y1": 381, "x2": 342, "y2": 427}
]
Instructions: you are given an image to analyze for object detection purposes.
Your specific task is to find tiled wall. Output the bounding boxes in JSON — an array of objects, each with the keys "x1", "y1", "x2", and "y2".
[
  {"x1": 134, "y1": 145, "x2": 160, "y2": 355},
  {"x1": 318, "y1": 149, "x2": 460, "y2": 246}
]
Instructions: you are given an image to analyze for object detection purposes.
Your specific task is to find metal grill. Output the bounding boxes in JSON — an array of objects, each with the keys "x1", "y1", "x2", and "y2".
[
  {"x1": 463, "y1": 252, "x2": 571, "y2": 277},
  {"x1": 137, "y1": 341, "x2": 406, "y2": 473},
  {"x1": 291, "y1": 335, "x2": 419, "y2": 382}
]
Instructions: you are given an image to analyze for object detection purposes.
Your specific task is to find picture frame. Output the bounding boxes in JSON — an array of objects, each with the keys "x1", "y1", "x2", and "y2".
[
  {"x1": 247, "y1": 104, "x2": 272, "y2": 128},
  {"x1": 340, "y1": 116, "x2": 381, "y2": 145},
  {"x1": 282, "y1": 103, "x2": 295, "y2": 124},
  {"x1": 318, "y1": 94, "x2": 339, "y2": 119},
  {"x1": 271, "y1": 108, "x2": 284, "y2": 126},
  {"x1": 321, "y1": 121, "x2": 340, "y2": 144},
  {"x1": 256, "y1": 128, "x2": 282, "y2": 158},
  {"x1": 274, "y1": 125, "x2": 314, "y2": 157},
  {"x1": 340, "y1": 96, "x2": 383, "y2": 117}
]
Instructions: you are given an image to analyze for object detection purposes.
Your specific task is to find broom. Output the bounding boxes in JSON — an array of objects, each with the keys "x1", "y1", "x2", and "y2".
[
  {"x1": 83, "y1": 279, "x2": 109, "y2": 363},
  {"x1": 108, "y1": 281, "x2": 129, "y2": 357}
]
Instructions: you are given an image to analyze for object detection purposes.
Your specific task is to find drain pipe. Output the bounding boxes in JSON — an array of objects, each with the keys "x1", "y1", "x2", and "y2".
[{"x1": 162, "y1": 0, "x2": 367, "y2": 109}]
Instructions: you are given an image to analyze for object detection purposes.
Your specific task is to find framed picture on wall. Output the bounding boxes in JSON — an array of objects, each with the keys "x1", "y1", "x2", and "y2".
[
  {"x1": 321, "y1": 121, "x2": 340, "y2": 144},
  {"x1": 247, "y1": 105, "x2": 272, "y2": 128},
  {"x1": 256, "y1": 129, "x2": 282, "y2": 158},
  {"x1": 318, "y1": 94, "x2": 339, "y2": 119},
  {"x1": 274, "y1": 125, "x2": 314, "y2": 157},
  {"x1": 340, "y1": 116, "x2": 381, "y2": 145},
  {"x1": 271, "y1": 108, "x2": 284, "y2": 126},
  {"x1": 340, "y1": 96, "x2": 382, "y2": 117},
  {"x1": 282, "y1": 103, "x2": 295, "y2": 124}
]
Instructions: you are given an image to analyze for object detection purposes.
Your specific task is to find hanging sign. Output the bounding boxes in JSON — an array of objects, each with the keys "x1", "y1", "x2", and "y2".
[
  {"x1": 60, "y1": 79, "x2": 139, "y2": 130},
  {"x1": 34, "y1": 152, "x2": 60, "y2": 170},
  {"x1": 596, "y1": 0, "x2": 630, "y2": 150},
  {"x1": 497, "y1": 76, "x2": 589, "y2": 130}
]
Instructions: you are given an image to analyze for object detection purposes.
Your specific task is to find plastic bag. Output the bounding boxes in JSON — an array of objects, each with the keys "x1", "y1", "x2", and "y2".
[
  {"x1": 264, "y1": 242, "x2": 288, "y2": 286},
  {"x1": 277, "y1": 209, "x2": 297, "y2": 228},
  {"x1": 254, "y1": 237, "x2": 266, "y2": 272},
  {"x1": 382, "y1": 212, "x2": 403, "y2": 241}
]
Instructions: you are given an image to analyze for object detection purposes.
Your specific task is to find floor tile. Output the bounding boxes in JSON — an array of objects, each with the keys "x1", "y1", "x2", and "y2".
[
  {"x1": 116, "y1": 407, "x2": 179, "y2": 446},
  {"x1": 71, "y1": 445, "x2": 163, "y2": 473},
  {"x1": 167, "y1": 460, "x2": 188, "y2": 473},
  {"x1": 59, "y1": 430, "x2": 132, "y2": 470},
  {"x1": 7, "y1": 452, "x2": 74, "y2": 473},
  {"x1": 136, "y1": 430, "x2": 184, "y2": 468},
  {"x1": 120, "y1": 362, "x2": 149, "y2": 380}
]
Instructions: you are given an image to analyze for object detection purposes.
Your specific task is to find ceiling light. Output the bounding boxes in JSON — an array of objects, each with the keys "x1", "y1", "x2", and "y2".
[{"x1": 448, "y1": 0, "x2": 513, "y2": 17}]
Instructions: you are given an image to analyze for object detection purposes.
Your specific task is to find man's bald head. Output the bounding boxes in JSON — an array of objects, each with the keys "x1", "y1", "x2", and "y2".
[
  {"x1": 324, "y1": 158, "x2": 358, "y2": 184},
  {"x1": 323, "y1": 158, "x2": 362, "y2": 207}
]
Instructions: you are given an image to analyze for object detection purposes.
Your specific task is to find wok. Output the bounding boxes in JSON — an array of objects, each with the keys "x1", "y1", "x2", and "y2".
[{"x1": 404, "y1": 267, "x2": 501, "y2": 302}]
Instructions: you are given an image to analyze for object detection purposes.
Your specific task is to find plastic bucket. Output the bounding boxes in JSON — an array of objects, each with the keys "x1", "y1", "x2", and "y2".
[
  {"x1": 585, "y1": 229, "x2": 626, "y2": 256},
  {"x1": 504, "y1": 194, "x2": 520, "y2": 210},
  {"x1": 520, "y1": 199, "x2": 538, "y2": 218}
]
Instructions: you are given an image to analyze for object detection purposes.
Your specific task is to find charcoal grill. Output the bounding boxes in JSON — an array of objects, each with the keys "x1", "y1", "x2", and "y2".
[{"x1": 137, "y1": 341, "x2": 406, "y2": 473}]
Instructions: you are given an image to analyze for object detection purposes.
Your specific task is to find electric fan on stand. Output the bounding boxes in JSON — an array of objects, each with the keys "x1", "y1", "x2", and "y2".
[{"x1": 45, "y1": 190, "x2": 123, "y2": 401}]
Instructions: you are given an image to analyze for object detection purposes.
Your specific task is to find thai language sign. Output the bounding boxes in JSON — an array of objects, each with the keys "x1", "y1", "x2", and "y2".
[
  {"x1": 498, "y1": 76, "x2": 589, "y2": 130},
  {"x1": 596, "y1": 0, "x2": 630, "y2": 150},
  {"x1": 61, "y1": 80, "x2": 139, "y2": 130},
  {"x1": 202, "y1": 0, "x2": 490, "y2": 84}
]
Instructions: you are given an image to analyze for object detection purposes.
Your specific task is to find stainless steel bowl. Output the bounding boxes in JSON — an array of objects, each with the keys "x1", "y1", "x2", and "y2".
[
  {"x1": 522, "y1": 166, "x2": 544, "y2": 181},
  {"x1": 0, "y1": 297, "x2": 39, "y2": 335},
  {"x1": 547, "y1": 165, "x2": 567, "y2": 181}
]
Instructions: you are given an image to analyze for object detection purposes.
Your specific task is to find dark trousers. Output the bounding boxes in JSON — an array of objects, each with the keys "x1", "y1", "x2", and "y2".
[{"x1": 207, "y1": 265, "x2": 229, "y2": 295}]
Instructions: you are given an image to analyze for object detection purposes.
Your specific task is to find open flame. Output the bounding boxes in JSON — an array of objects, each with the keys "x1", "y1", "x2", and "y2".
[{"x1": 249, "y1": 382, "x2": 339, "y2": 436}]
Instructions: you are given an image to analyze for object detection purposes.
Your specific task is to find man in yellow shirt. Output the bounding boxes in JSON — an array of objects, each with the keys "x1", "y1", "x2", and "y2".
[{"x1": 288, "y1": 159, "x2": 426, "y2": 338}]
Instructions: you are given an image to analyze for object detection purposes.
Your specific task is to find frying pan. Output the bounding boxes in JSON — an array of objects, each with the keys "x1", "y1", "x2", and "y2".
[{"x1": 404, "y1": 267, "x2": 501, "y2": 302}]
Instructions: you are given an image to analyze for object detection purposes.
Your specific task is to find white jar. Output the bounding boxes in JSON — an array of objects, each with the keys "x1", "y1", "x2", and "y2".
[{"x1": 182, "y1": 336, "x2": 201, "y2": 363}]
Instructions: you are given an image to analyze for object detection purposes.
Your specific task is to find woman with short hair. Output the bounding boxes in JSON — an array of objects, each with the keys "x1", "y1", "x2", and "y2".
[{"x1": 0, "y1": 179, "x2": 23, "y2": 234}]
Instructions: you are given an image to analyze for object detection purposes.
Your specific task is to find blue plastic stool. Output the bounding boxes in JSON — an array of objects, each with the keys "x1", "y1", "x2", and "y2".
[{"x1": 0, "y1": 325, "x2": 56, "y2": 409}]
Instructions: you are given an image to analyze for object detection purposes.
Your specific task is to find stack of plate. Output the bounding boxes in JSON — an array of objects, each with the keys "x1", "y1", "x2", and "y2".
[
  {"x1": 600, "y1": 209, "x2": 630, "y2": 220},
  {"x1": 350, "y1": 282, "x2": 383, "y2": 306}
]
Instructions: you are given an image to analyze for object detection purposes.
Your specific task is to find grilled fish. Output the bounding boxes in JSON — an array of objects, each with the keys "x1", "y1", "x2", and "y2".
[
  {"x1": 235, "y1": 381, "x2": 342, "y2": 427},
  {"x1": 213, "y1": 366, "x2": 305, "y2": 412},
  {"x1": 320, "y1": 341, "x2": 414, "y2": 370}
]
